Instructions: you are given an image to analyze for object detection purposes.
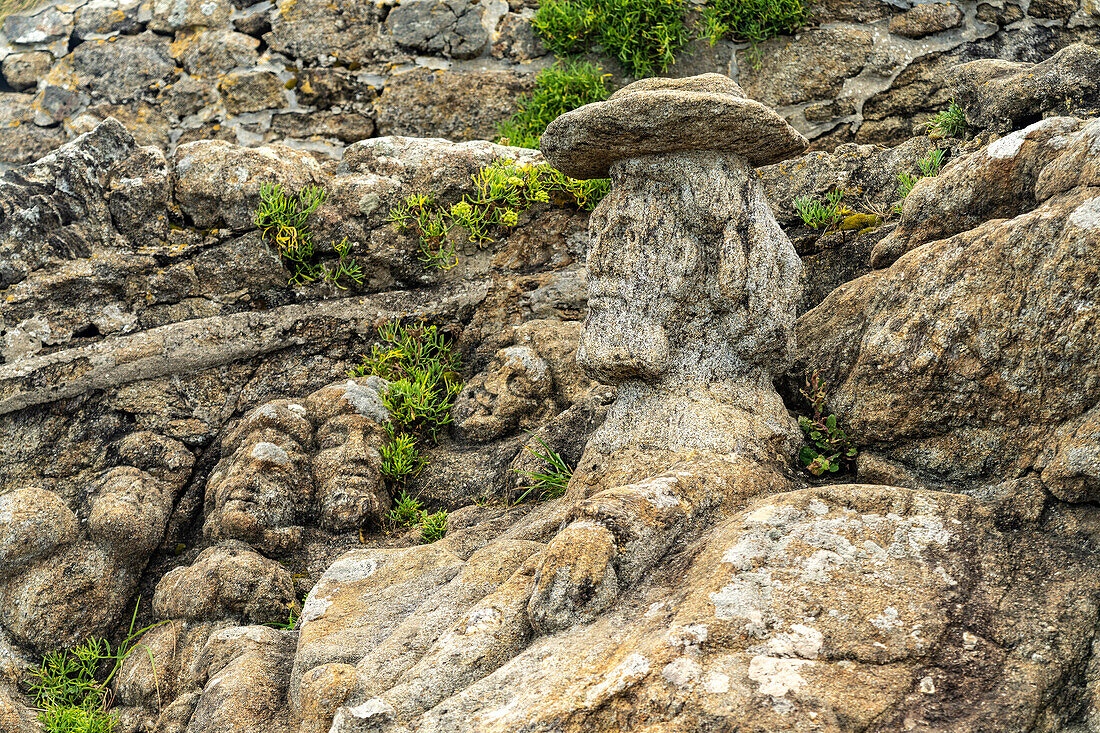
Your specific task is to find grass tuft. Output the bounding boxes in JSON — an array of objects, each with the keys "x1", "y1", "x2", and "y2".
[
  {"x1": 926, "y1": 100, "x2": 967, "y2": 138},
  {"x1": 497, "y1": 61, "x2": 609, "y2": 149},
  {"x1": 26, "y1": 601, "x2": 166, "y2": 733},
  {"x1": 532, "y1": 0, "x2": 689, "y2": 78},
  {"x1": 512, "y1": 435, "x2": 573, "y2": 504},
  {"x1": 702, "y1": 0, "x2": 809, "y2": 44}
]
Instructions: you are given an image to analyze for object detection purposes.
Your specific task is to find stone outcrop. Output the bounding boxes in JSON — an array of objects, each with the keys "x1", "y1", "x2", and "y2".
[
  {"x1": 1, "y1": 32, "x2": 1100, "y2": 733},
  {"x1": 798, "y1": 115, "x2": 1100, "y2": 501},
  {"x1": 1, "y1": 0, "x2": 1099, "y2": 167}
]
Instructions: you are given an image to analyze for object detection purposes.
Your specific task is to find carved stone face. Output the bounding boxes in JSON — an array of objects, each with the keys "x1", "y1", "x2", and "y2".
[
  {"x1": 0, "y1": 431, "x2": 194, "y2": 652},
  {"x1": 203, "y1": 379, "x2": 391, "y2": 553},
  {"x1": 578, "y1": 151, "x2": 800, "y2": 387},
  {"x1": 313, "y1": 412, "x2": 388, "y2": 531}
]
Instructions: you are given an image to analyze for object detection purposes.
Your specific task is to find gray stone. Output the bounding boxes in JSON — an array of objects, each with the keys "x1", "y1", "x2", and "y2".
[
  {"x1": 947, "y1": 43, "x2": 1100, "y2": 133},
  {"x1": 2, "y1": 7, "x2": 71, "y2": 45},
  {"x1": 150, "y1": 0, "x2": 232, "y2": 31},
  {"x1": 1, "y1": 51, "x2": 51, "y2": 92},
  {"x1": 888, "y1": 2, "x2": 963, "y2": 37},
  {"x1": 540, "y1": 73, "x2": 808, "y2": 179},
  {"x1": 373, "y1": 68, "x2": 534, "y2": 141},
  {"x1": 386, "y1": 0, "x2": 488, "y2": 60},
  {"x1": 218, "y1": 69, "x2": 288, "y2": 115}
]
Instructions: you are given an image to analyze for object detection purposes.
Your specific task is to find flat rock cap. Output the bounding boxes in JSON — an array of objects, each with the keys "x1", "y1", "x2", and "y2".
[{"x1": 540, "y1": 73, "x2": 809, "y2": 179}]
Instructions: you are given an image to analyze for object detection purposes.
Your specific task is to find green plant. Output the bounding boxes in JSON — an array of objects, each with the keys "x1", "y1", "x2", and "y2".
[
  {"x1": 255, "y1": 182, "x2": 364, "y2": 288},
  {"x1": 797, "y1": 370, "x2": 857, "y2": 476},
  {"x1": 388, "y1": 490, "x2": 425, "y2": 526},
  {"x1": 386, "y1": 160, "x2": 608, "y2": 270},
  {"x1": 350, "y1": 322, "x2": 462, "y2": 511},
  {"x1": 532, "y1": 0, "x2": 689, "y2": 78},
  {"x1": 264, "y1": 603, "x2": 301, "y2": 631},
  {"x1": 512, "y1": 435, "x2": 573, "y2": 503},
  {"x1": 793, "y1": 189, "x2": 849, "y2": 230},
  {"x1": 420, "y1": 510, "x2": 449, "y2": 543},
  {"x1": 497, "y1": 61, "x2": 610, "y2": 149},
  {"x1": 702, "y1": 0, "x2": 809, "y2": 45},
  {"x1": 382, "y1": 429, "x2": 426, "y2": 483},
  {"x1": 926, "y1": 100, "x2": 967, "y2": 138},
  {"x1": 350, "y1": 321, "x2": 463, "y2": 440},
  {"x1": 918, "y1": 148, "x2": 945, "y2": 177},
  {"x1": 894, "y1": 149, "x2": 946, "y2": 212},
  {"x1": 26, "y1": 602, "x2": 166, "y2": 733}
]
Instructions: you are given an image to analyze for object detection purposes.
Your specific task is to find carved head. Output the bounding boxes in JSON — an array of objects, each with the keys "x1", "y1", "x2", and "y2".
[{"x1": 203, "y1": 378, "x2": 391, "y2": 553}]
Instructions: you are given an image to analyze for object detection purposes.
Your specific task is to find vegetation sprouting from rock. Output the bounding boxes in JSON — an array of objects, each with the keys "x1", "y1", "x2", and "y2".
[
  {"x1": 349, "y1": 322, "x2": 461, "y2": 543},
  {"x1": 386, "y1": 159, "x2": 609, "y2": 269},
  {"x1": 26, "y1": 606, "x2": 164, "y2": 733},
  {"x1": 926, "y1": 100, "x2": 967, "y2": 138},
  {"x1": 794, "y1": 189, "x2": 849, "y2": 230},
  {"x1": 797, "y1": 370, "x2": 857, "y2": 476},
  {"x1": 532, "y1": 0, "x2": 689, "y2": 77},
  {"x1": 350, "y1": 321, "x2": 462, "y2": 445},
  {"x1": 512, "y1": 435, "x2": 573, "y2": 503},
  {"x1": 255, "y1": 182, "x2": 364, "y2": 288},
  {"x1": 896, "y1": 148, "x2": 946, "y2": 211},
  {"x1": 702, "y1": 0, "x2": 809, "y2": 45},
  {"x1": 497, "y1": 61, "x2": 610, "y2": 149}
]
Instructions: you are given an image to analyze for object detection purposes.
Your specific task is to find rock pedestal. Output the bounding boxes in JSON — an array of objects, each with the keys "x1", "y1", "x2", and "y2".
[{"x1": 542, "y1": 74, "x2": 808, "y2": 462}]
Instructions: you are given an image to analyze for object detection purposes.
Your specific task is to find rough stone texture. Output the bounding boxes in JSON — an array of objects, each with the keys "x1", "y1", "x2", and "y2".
[
  {"x1": 218, "y1": 69, "x2": 288, "y2": 115},
  {"x1": 386, "y1": 0, "x2": 488, "y2": 60},
  {"x1": 373, "y1": 68, "x2": 534, "y2": 142},
  {"x1": 153, "y1": 543, "x2": 300, "y2": 623},
  {"x1": 799, "y1": 116, "x2": 1100, "y2": 499},
  {"x1": 889, "y1": 2, "x2": 964, "y2": 37},
  {"x1": 947, "y1": 43, "x2": 1100, "y2": 134},
  {"x1": 0, "y1": 0, "x2": 1095, "y2": 164},
  {"x1": 740, "y1": 28, "x2": 874, "y2": 107},
  {"x1": 3, "y1": 33, "x2": 1100, "y2": 730},
  {"x1": 541, "y1": 74, "x2": 809, "y2": 178},
  {"x1": 1, "y1": 50, "x2": 51, "y2": 91},
  {"x1": 202, "y1": 377, "x2": 392, "y2": 554}
]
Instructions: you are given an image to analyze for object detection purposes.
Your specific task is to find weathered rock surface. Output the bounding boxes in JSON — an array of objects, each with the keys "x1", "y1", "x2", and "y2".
[
  {"x1": 947, "y1": 42, "x2": 1100, "y2": 134},
  {"x1": 0, "y1": 0, "x2": 1096, "y2": 166},
  {"x1": 2, "y1": 34, "x2": 1100, "y2": 732},
  {"x1": 800, "y1": 116, "x2": 1100, "y2": 500}
]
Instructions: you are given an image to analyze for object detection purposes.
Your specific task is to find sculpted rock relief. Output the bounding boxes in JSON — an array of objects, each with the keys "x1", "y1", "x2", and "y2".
[{"x1": 3, "y1": 68, "x2": 1100, "y2": 733}]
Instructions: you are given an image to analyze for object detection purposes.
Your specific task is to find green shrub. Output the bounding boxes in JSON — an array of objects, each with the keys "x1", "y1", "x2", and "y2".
[
  {"x1": 381, "y1": 429, "x2": 426, "y2": 483},
  {"x1": 512, "y1": 435, "x2": 573, "y2": 503},
  {"x1": 894, "y1": 149, "x2": 946, "y2": 212},
  {"x1": 926, "y1": 100, "x2": 967, "y2": 138},
  {"x1": 918, "y1": 148, "x2": 945, "y2": 177},
  {"x1": 797, "y1": 370, "x2": 857, "y2": 476},
  {"x1": 793, "y1": 189, "x2": 848, "y2": 230},
  {"x1": 388, "y1": 491, "x2": 425, "y2": 527},
  {"x1": 27, "y1": 604, "x2": 164, "y2": 733},
  {"x1": 255, "y1": 183, "x2": 364, "y2": 289},
  {"x1": 420, "y1": 510, "x2": 449, "y2": 543},
  {"x1": 350, "y1": 321, "x2": 463, "y2": 440},
  {"x1": 386, "y1": 159, "x2": 609, "y2": 270},
  {"x1": 532, "y1": 0, "x2": 689, "y2": 78},
  {"x1": 702, "y1": 0, "x2": 809, "y2": 44},
  {"x1": 497, "y1": 61, "x2": 609, "y2": 149}
]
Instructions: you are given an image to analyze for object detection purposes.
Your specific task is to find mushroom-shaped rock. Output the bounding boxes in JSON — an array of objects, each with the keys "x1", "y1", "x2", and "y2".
[
  {"x1": 540, "y1": 73, "x2": 808, "y2": 179},
  {"x1": 523, "y1": 76, "x2": 808, "y2": 634}
]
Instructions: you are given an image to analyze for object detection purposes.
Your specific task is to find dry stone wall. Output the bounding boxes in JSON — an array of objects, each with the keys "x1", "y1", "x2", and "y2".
[{"x1": 1, "y1": 0, "x2": 1099, "y2": 166}]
